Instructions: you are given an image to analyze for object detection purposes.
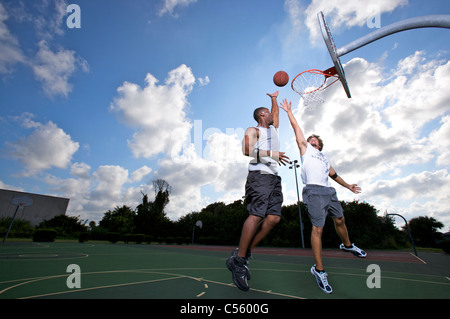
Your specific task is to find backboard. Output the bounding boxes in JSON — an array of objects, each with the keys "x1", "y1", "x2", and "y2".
[{"x1": 318, "y1": 11, "x2": 351, "y2": 98}]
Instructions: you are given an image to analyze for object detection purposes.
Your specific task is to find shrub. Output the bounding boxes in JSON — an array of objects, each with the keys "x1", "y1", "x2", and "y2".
[
  {"x1": 441, "y1": 239, "x2": 450, "y2": 254},
  {"x1": 165, "y1": 236, "x2": 175, "y2": 244},
  {"x1": 144, "y1": 235, "x2": 154, "y2": 244},
  {"x1": 134, "y1": 234, "x2": 145, "y2": 244},
  {"x1": 123, "y1": 234, "x2": 134, "y2": 244},
  {"x1": 107, "y1": 232, "x2": 121, "y2": 243},
  {"x1": 33, "y1": 229, "x2": 56, "y2": 242},
  {"x1": 175, "y1": 236, "x2": 185, "y2": 245},
  {"x1": 78, "y1": 232, "x2": 90, "y2": 243},
  {"x1": 0, "y1": 217, "x2": 34, "y2": 238}
]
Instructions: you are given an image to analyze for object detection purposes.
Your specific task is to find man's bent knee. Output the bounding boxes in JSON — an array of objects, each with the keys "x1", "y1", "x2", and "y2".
[
  {"x1": 267, "y1": 215, "x2": 280, "y2": 225},
  {"x1": 333, "y1": 216, "x2": 345, "y2": 226},
  {"x1": 312, "y1": 226, "x2": 324, "y2": 236}
]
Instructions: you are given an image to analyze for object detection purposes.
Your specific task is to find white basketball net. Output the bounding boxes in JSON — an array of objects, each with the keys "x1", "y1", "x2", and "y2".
[
  {"x1": 291, "y1": 69, "x2": 338, "y2": 109},
  {"x1": 301, "y1": 87, "x2": 324, "y2": 109}
]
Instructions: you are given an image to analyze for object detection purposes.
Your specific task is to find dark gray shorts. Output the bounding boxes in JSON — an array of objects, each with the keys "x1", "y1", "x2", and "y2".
[
  {"x1": 245, "y1": 171, "x2": 283, "y2": 218},
  {"x1": 302, "y1": 184, "x2": 343, "y2": 227}
]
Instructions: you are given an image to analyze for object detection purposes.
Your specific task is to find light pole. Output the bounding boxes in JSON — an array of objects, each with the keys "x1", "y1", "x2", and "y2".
[
  {"x1": 289, "y1": 160, "x2": 305, "y2": 248},
  {"x1": 386, "y1": 212, "x2": 418, "y2": 256}
]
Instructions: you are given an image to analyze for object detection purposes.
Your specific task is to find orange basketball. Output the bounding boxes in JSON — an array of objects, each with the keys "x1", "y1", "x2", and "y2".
[{"x1": 273, "y1": 71, "x2": 289, "y2": 87}]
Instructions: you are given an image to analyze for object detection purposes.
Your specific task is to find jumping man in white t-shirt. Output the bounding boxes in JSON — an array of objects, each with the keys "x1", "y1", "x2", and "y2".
[
  {"x1": 280, "y1": 98, "x2": 367, "y2": 294},
  {"x1": 226, "y1": 91, "x2": 290, "y2": 291}
]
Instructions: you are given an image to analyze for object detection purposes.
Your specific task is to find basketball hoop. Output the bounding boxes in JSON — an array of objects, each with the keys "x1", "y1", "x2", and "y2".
[{"x1": 291, "y1": 67, "x2": 339, "y2": 109}]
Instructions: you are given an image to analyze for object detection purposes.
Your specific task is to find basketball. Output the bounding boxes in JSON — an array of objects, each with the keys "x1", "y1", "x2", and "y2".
[{"x1": 273, "y1": 71, "x2": 289, "y2": 87}]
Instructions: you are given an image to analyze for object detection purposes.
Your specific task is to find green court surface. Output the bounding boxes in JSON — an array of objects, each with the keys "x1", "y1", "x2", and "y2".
[{"x1": 0, "y1": 241, "x2": 449, "y2": 300}]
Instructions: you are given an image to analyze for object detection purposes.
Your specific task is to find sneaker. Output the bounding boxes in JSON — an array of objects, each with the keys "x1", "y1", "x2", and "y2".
[
  {"x1": 340, "y1": 243, "x2": 367, "y2": 258},
  {"x1": 310, "y1": 265, "x2": 332, "y2": 294},
  {"x1": 226, "y1": 254, "x2": 250, "y2": 291},
  {"x1": 229, "y1": 248, "x2": 251, "y2": 280}
]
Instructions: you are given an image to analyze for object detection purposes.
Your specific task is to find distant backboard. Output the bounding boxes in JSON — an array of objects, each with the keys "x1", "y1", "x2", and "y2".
[
  {"x1": 10, "y1": 195, "x2": 33, "y2": 207},
  {"x1": 318, "y1": 11, "x2": 351, "y2": 98}
]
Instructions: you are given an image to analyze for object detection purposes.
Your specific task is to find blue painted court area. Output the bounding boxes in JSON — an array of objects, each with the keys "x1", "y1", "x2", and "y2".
[{"x1": 0, "y1": 241, "x2": 449, "y2": 302}]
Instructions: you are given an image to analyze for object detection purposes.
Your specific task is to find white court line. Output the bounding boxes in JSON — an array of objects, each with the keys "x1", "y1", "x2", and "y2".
[{"x1": 410, "y1": 253, "x2": 427, "y2": 264}]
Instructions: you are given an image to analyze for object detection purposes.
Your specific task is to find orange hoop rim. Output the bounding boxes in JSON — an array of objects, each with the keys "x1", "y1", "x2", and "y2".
[{"x1": 291, "y1": 67, "x2": 339, "y2": 95}]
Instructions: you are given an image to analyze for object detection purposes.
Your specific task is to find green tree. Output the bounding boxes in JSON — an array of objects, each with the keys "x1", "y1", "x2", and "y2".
[
  {"x1": 99, "y1": 205, "x2": 135, "y2": 234},
  {"x1": 0, "y1": 217, "x2": 34, "y2": 238},
  {"x1": 37, "y1": 215, "x2": 88, "y2": 238},
  {"x1": 408, "y1": 216, "x2": 444, "y2": 247},
  {"x1": 134, "y1": 179, "x2": 173, "y2": 237}
]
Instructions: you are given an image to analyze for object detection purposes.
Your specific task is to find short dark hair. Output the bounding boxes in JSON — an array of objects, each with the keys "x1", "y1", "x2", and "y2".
[{"x1": 253, "y1": 107, "x2": 268, "y2": 122}]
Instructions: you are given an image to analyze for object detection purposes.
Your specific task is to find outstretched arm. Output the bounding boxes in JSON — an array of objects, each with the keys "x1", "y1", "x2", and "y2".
[
  {"x1": 267, "y1": 91, "x2": 279, "y2": 128},
  {"x1": 329, "y1": 166, "x2": 361, "y2": 194},
  {"x1": 280, "y1": 99, "x2": 308, "y2": 156}
]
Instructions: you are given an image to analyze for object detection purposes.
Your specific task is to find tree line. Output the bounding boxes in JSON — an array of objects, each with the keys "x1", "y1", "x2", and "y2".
[{"x1": 1, "y1": 179, "x2": 448, "y2": 252}]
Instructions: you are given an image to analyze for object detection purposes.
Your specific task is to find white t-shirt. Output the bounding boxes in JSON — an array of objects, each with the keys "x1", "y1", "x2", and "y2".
[
  {"x1": 248, "y1": 125, "x2": 279, "y2": 175},
  {"x1": 300, "y1": 143, "x2": 331, "y2": 187}
]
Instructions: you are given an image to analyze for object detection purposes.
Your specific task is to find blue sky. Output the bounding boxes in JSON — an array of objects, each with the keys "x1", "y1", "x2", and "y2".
[{"x1": 1, "y1": 0, "x2": 449, "y2": 232}]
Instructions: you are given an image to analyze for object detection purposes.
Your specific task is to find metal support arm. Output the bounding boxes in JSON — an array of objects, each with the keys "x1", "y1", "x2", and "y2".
[{"x1": 337, "y1": 15, "x2": 450, "y2": 57}]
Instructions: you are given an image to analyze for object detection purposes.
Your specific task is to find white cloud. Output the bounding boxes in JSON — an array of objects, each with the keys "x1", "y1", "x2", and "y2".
[
  {"x1": 70, "y1": 162, "x2": 91, "y2": 180},
  {"x1": 1, "y1": 1, "x2": 87, "y2": 97},
  {"x1": 429, "y1": 115, "x2": 450, "y2": 167},
  {"x1": 90, "y1": 165, "x2": 130, "y2": 205},
  {"x1": 302, "y1": 0, "x2": 408, "y2": 44},
  {"x1": 364, "y1": 170, "x2": 450, "y2": 230},
  {"x1": 290, "y1": 51, "x2": 450, "y2": 228},
  {"x1": 110, "y1": 64, "x2": 195, "y2": 159},
  {"x1": 7, "y1": 113, "x2": 79, "y2": 176},
  {"x1": 365, "y1": 170, "x2": 449, "y2": 200},
  {"x1": 131, "y1": 165, "x2": 152, "y2": 182},
  {"x1": 158, "y1": 0, "x2": 197, "y2": 17},
  {"x1": 0, "y1": 3, "x2": 25, "y2": 74},
  {"x1": 152, "y1": 128, "x2": 248, "y2": 219},
  {"x1": 0, "y1": 180, "x2": 23, "y2": 192},
  {"x1": 44, "y1": 163, "x2": 156, "y2": 223},
  {"x1": 32, "y1": 40, "x2": 89, "y2": 98},
  {"x1": 31, "y1": 0, "x2": 68, "y2": 40},
  {"x1": 198, "y1": 75, "x2": 210, "y2": 86}
]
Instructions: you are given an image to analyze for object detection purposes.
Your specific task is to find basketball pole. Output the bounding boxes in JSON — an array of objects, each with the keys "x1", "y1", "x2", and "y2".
[
  {"x1": 386, "y1": 213, "x2": 418, "y2": 257},
  {"x1": 2, "y1": 205, "x2": 21, "y2": 244},
  {"x1": 336, "y1": 15, "x2": 450, "y2": 58}
]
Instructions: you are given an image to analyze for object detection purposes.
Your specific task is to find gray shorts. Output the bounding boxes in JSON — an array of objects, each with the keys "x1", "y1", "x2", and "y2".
[
  {"x1": 245, "y1": 171, "x2": 283, "y2": 218},
  {"x1": 302, "y1": 184, "x2": 343, "y2": 227}
]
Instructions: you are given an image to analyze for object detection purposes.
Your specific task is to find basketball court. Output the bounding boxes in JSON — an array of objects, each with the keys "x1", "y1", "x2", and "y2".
[
  {"x1": 1, "y1": 11, "x2": 449, "y2": 315},
  {"x1": 1, "y1": 242, "x2": 448, "y2": 301}
]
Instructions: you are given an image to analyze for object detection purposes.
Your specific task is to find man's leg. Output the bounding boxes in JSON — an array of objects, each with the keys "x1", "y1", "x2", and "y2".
[
  {"x1": 333, "y1": 216, "x2": 367, "y2": 258},
  {"x1": 311, "y1": 226, "x2": 324, "y2": 270},
  {"x1": 248, "y1": 214, "x2": 280, "y2": 252},
  {"x1": 237, "y1": 215, "x2": 263, "y2": 258},
  {"x1": 333, "y1": 216, "x2": 351, "y2": 247},
  {"x1": 227, "y1": 215, "x2": 262, "y2": 291},
  {"x1": 310, "y1": 225, "x2": 332, "y2": 293}
]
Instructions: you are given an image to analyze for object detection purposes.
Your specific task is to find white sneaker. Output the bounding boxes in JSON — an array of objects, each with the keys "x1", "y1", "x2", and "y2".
[
  {"x1": 310, "y1": 265, "x2": 332, "y2": 294},
  {"x1": 340, "y1": 243, "x2": 367, "y2": 258}
]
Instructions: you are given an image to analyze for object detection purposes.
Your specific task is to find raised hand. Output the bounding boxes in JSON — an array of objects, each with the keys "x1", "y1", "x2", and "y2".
[{"x1": 279, "y1": 98, "x2": 291, "y2": 112}]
